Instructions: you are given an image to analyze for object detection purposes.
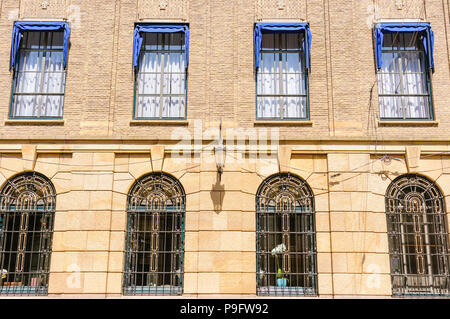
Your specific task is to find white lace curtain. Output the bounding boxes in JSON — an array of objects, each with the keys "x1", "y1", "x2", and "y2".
[
  {"x1": 136, "y1": 39, "x2": 186, "y2": 119},
  {"x1": 13, "y1": 32, "x2": 65, "y2": 118},
  {"x1": 257, "y1": 33, "x2": 307, "y2": 119},
  {"x1": 378, "y1": 51, "x2": 429, "y2": 119}
]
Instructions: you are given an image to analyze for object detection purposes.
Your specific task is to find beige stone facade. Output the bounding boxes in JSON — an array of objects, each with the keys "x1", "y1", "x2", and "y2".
[{"x1": 0, "y1": 0, "x2": 448, "y2": 298}]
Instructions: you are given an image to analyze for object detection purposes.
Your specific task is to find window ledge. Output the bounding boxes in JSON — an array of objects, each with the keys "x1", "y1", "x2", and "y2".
[
  {"x1": 254, "y1": 120, "x2": 313, "y2": 127},
  {"x1": 378, "y1": 120, "x2": 438, "y2": 127},
  {"x1": 130, "y1": 120, "x2": 189, "y2": 126},
  {"x1": 4, "y1": 119, "x2": 65, "y2": 126}
]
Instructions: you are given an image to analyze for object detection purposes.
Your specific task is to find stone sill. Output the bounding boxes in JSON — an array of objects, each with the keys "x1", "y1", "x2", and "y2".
[
  {"x1": 378, "y1": 120, "x2": 439, "y2": 127},
  {"x1": 254, "y1": 120, "x2": 313, "y2": 126},
  {"x1": 4, "y1": 119, "x2": 65, "y2": 126},
  {"x1": 130, "y1": 120, "x2": 189, "y2": 126}
]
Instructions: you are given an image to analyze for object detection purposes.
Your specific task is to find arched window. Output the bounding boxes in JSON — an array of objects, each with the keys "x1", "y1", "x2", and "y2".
[
  {"x1": 0, "y1": 172, "x2": 56, "y2": 296},
  {"x1": 386, "y1": 174, "x2": 450, "y2": 296},
  {"x1": 256, "y1": 173, "x2": 317, "y2": 296},
  {"x1": 123, "y1": 172, "x2": 185, "y2": 296}
]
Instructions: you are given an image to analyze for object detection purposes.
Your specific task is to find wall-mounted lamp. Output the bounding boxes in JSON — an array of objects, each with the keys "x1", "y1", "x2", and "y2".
[{"x1": 214, "y1": 119, "x2": 226, "y2": 182}]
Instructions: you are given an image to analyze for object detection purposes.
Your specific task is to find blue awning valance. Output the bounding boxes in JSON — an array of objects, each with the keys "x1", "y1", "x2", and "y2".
[
  {"x1": 133, "y1": 24, "x2": 190, "y2": 68},
  {"x1": 10, "y1": 21, "x2": 71, "y2": 71},
  {"x1": 374, "y1": 22, "x2": 434, "y2": 71},
  {"x1": 254, "y1": 22, "x2": 312, "y2": 70}
]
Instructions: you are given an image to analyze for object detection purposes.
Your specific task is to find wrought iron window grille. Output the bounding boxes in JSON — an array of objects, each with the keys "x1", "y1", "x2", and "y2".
[
  {"x1": 386, "y1": 174, "x2": 450, "y2": 297},
  {"x1": 256, "y1": 173, "x2": 317, "y2": 296},
  {"x1": 123, "y1": 172, "x2": 185, "y2": 296},
  {"x1": 0, "y1": 172, "x2": 55, "y2": 296},
  {"x1": 10, "y1": 31, "x2": 66, "y2": 119}
]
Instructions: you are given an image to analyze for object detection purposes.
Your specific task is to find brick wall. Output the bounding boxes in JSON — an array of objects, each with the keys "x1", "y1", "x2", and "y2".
[{"x1": 0, "y1": 0, "x2": 446, "y2": 140}]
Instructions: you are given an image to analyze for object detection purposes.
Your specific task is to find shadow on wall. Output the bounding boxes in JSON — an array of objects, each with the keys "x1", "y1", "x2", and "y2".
[{"x1": 211, "y1": 173, "x2": 225, "y2": 214}]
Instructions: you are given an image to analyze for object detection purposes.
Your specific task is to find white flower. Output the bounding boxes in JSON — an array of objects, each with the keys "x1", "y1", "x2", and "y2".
[{"x1": 271, "y1": 244, "x2": 287, "y2": 256}]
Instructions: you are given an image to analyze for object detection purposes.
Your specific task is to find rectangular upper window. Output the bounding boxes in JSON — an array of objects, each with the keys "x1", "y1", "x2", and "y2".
[
  {"x1": 254, "y1": 23, "x2": 311, "y2": 121},
  {"x1": 374, "y1": 23, "x2": 434, "y2": 121},
  {"x1": 133, "y1": 24, "x2": 189, "y2": 120},
  {"x1": 9, "y1": 21, "x2": 70, "y2": 119}
]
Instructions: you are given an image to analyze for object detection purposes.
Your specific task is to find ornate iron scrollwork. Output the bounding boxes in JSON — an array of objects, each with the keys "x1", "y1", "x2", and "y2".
[
  {"x1": 0, "y1": 172, "x2": 55, "y2": 296},
  {"x1": 386, "y1": 174, "x2": 449, "y2": 296},
  {"x1": 124, "y1": 172, "x2": 185, "y2": 296},
  {"x1": 256, "y1": 173, "x2": 316, "y2": 296}
]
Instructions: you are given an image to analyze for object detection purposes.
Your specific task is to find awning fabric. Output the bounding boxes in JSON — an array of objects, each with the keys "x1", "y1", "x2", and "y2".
[
  {"x1": 10, "y1": 21, "x2": 71, "y2": 71},
  {"x1": 374, "y1": 22, "x2": 434, "y2": 70},
  {"x1": 133, "y1": 24, "x2": 190, "y2": 68},
  {"x1": 254, "y1": 22, "x2": 312, "y2": 70}
]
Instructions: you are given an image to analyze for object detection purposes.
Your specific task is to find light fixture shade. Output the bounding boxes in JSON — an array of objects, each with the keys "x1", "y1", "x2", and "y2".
[
  {"x1": 214, "y1": 119, "x2": 226, "y2": 181},
  {"x1": 214, "y1": 142, "x2": 225, "y2": 174}
]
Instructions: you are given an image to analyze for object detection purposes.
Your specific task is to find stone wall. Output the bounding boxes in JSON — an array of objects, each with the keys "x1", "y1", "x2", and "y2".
[{"x1": 0, "y1": 142, "x2": 449, "y2": 297}]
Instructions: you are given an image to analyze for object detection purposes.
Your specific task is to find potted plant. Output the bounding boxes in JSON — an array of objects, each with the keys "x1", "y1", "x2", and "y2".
[{"x1": 271, "y1": 244, "x2": 287, "y2": 287}]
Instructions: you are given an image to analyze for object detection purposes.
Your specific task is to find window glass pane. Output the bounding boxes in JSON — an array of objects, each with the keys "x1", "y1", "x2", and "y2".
[
  {"x1": 378, "y1": 72, "x2": 401, "y2": 95},
  {"x1": 258, "y1": 97, "x2": 280, "y2": 118},
  {"x1": 135, "y1": 31, "x2": 186, "y2": 119},
  {"x1": 140, "y1": 52, "x2": 161, "y2": 73},
  {"x1": 137, "y1": 96, "x2": 160, "y2": 118},
  {"x1": 44, "y1": 51, "x2": 64, "y2": 72},
  {"x1": 259, "y1": 73, "x2": 279, "y2": 95},
  {"x1": 16, "y1": 71, "x2": 41, "y2": 94},
  {"x1": 382, "y1": 33, "x2": 393, "y2": 49},
  {"x1": 402, "y1": 32, "x2": 419, "y2": 51},
  {"x1": 138, "y1": 73, "x2": 160, "y2": 95},
  {"x1": 257, "y1": 32, "x2": 307, "y2": 120},
  {"x1": 143, "y1": 33, "x2": 158, "y2": 51},
  {"x1": 169, "y1": 33, "x2": 184, "y2": 49},
  {"x1": 48, "y1": 32, "x2": 64, "y2": 49},
  {"x1": 380, "y1": 52, "x2": 395, "y2": 73},
  {"x1": 18, "y1": 51, "x2": 42, "y2": 73},
  {"x1": 379, "y1": 96, "x2": 403, "y2": 118},
  {"x1": 284, "y1": 97, "x2": 306, "y2": 118},
  {"x1": 41, "y1": 95, "x2": 64, "y2": 117},
  {"x1": 42, "y1": 71, "x2": 65, "y2": 94},
  {"x1": 286, "y1": 33, "x2": 301, "y2": 50},
  {"x1": 284, "y1": 52, "x2": 300, "y2": 73},
  {"x1": 22, "y1": 32, "x2": 43, "y2": 49},
  {"x1": 405, "y1": 96, "x2": 429, "y2": 119},
  {"x1": 12, "y1": 31, "x2": 65, "y2": 119},
  {"x1": 403, "y1": 72, "x2": 426, "y2": 95},
  {"x1": 163, "y1": 74, "x2": 185, "y2": 95},
  {"x1": 164, "y1": 52, "x2": 181, "y2": 73},
  {"x1": 161, "y1": 33, "x2": 169, "y2": 50},
  {"x1": 378, "y1": 32, "x2": 430, "y2": 120},
  {"x1": 391, "y1": 33, "x2": 402, "y2": 49},
  {"x1": 163, "y1": 97, "x2": 185, "y2": 118},
  {"x1": 261, "y1": 52, "x2": 277, "y2": 74},
  {"x1": 12, "y1": 95, "x2": 39, "y2": 117},
  {"x1": 283, "y1": 73, "x2": 303, "y2": 95},
  {"x1": 261, "y1": 33, "x2": 275, "y2": 50}
]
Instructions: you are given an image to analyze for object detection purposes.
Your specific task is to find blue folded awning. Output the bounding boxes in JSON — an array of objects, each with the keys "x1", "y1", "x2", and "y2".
[
  {"x1": 133, "y1": 24, "x2": 190, "y2": 68},
  {"x1": 10, "y1": 21, "x2": 71, "y2": 71},
  {"x1": 254, "y1": 22, "x2": 312, "y2": 70},
  {"x1": 374, "y1": 22, "x2": 434, "y2": 71}
]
